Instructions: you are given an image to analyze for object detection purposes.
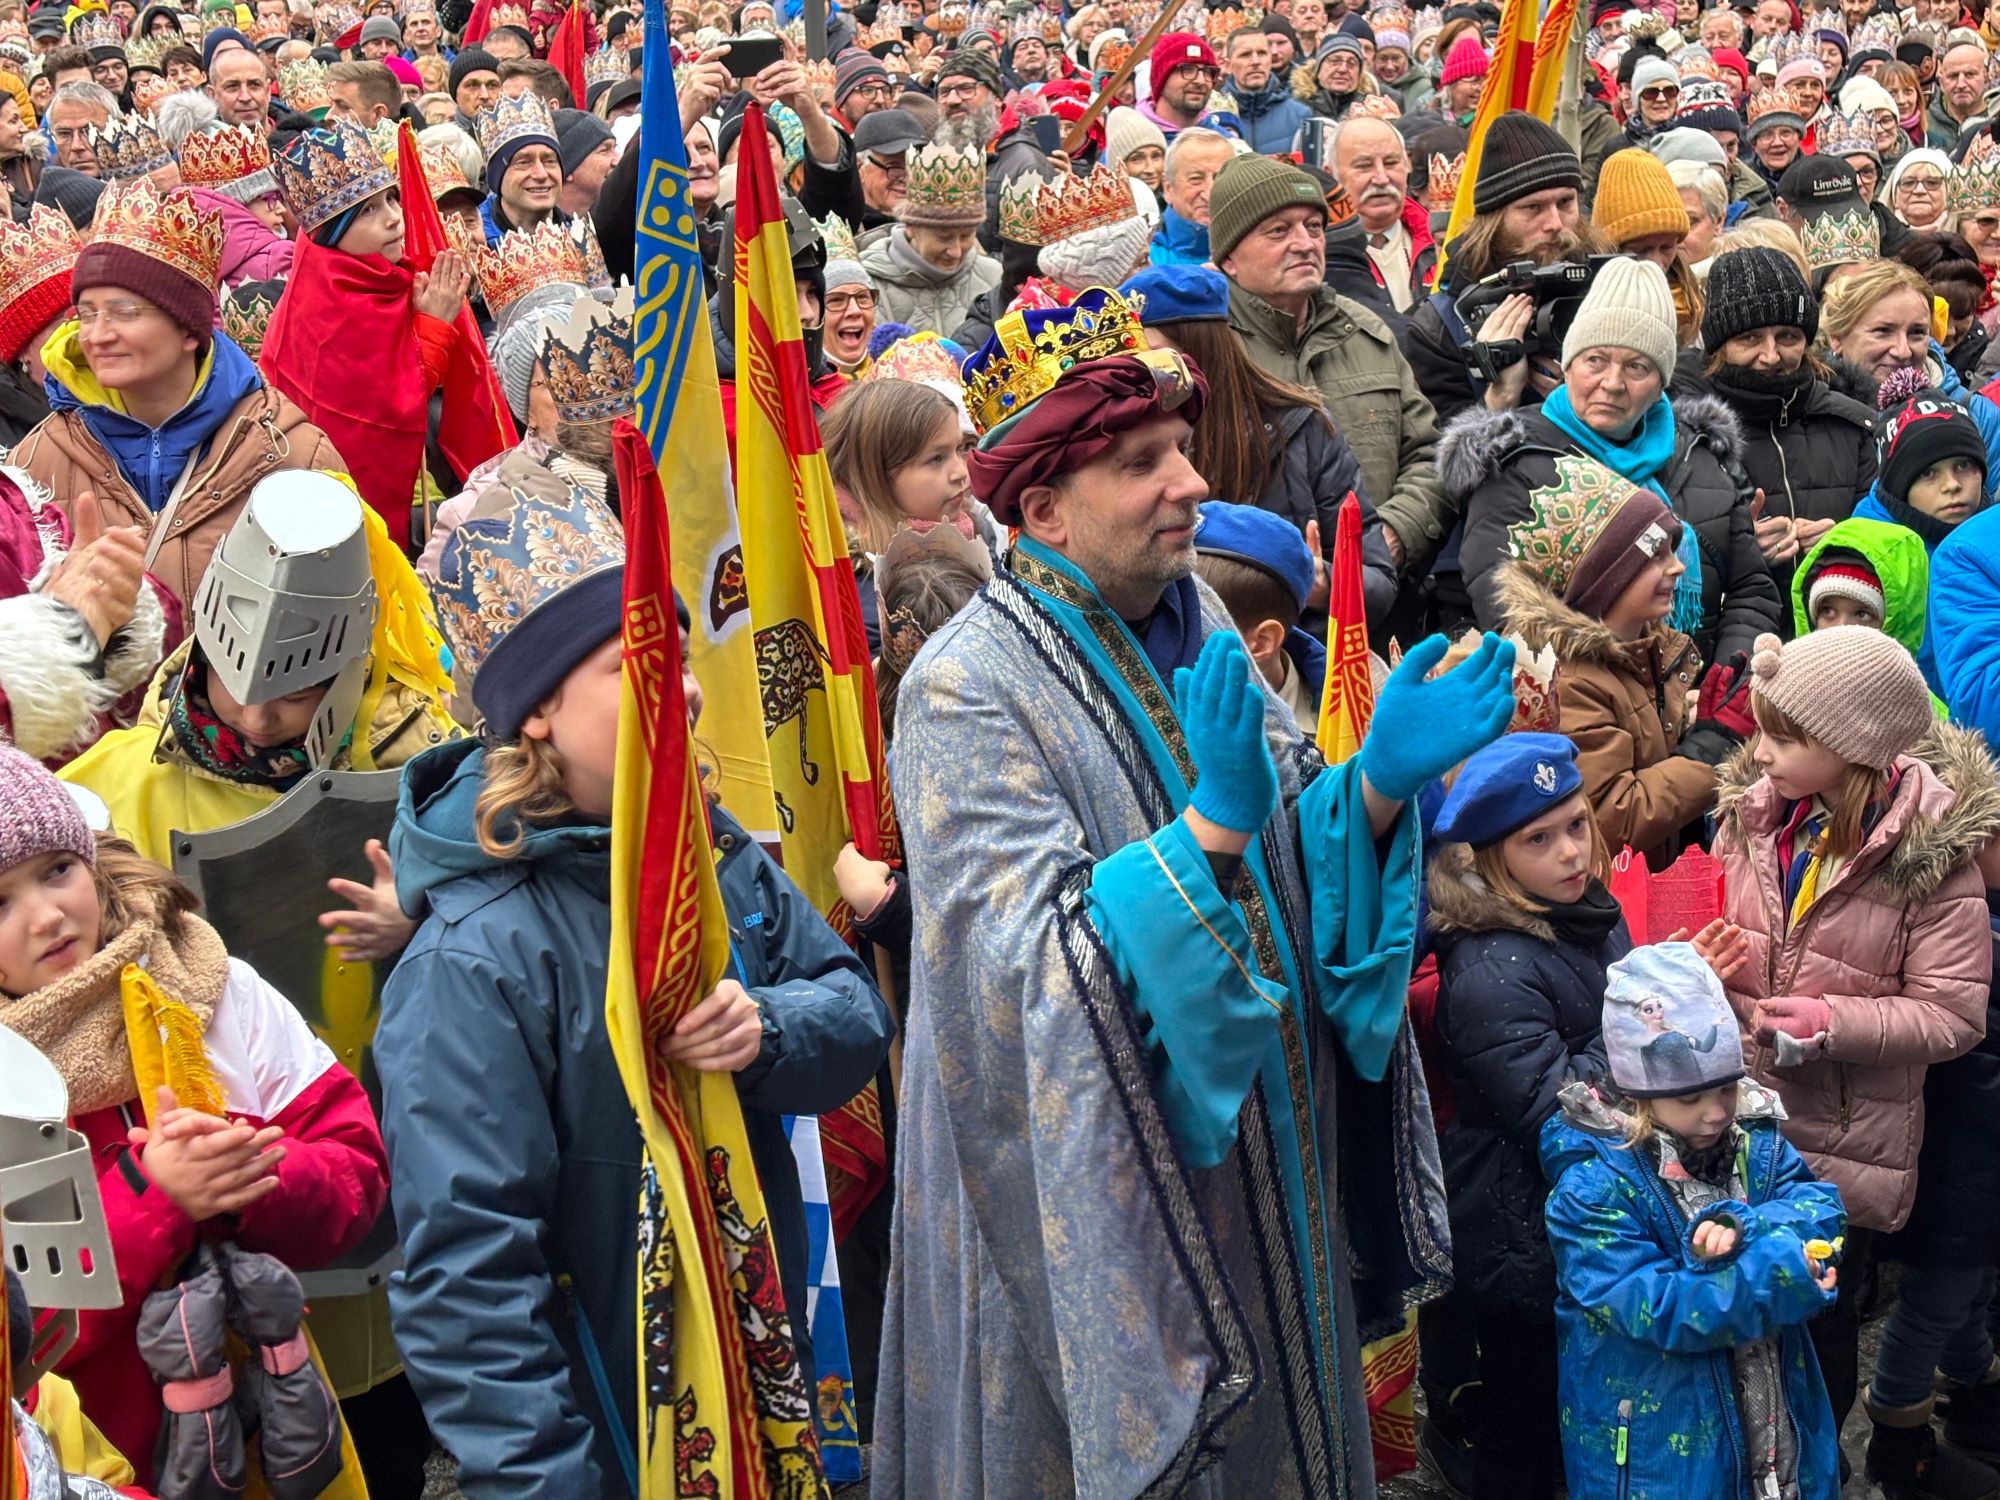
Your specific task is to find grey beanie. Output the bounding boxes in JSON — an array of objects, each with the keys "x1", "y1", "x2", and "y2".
[
  {"x1": 553, "y1": 107, "x2": 615, "y2": 176},
  {"x1": 493, "y1": 286, "x2": 583, "y2": 422},
  {"x1": 823, "y1": 256, "x2": 870, "y2": 292},
  {"x1": 359, "y1": 14, "x2": 400, "y2": 44}
]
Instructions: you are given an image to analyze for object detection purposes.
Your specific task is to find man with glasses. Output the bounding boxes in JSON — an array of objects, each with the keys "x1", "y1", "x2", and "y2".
[
  {"x1": 932, "y1": 49, "x2": 1056, "y2": 244},
  {"x1": 1625, "y1": 54, "x2": 1681, "y2": 145},
  {"x1": 832, "y1": 47, "x2": 895, "y2": 130},
  {"x1": 1746, "y1": 85, "x2": 1807, "y2": 190},
  {"x1": 853, "y1": 107, "x2": 924, "y2": 228},
  {"x1": 44, "y1": 81, "x2": 114, "y2": 177},
  {"x1": 1139, "y1": 30, "x2": 1228, "y2": 139}
]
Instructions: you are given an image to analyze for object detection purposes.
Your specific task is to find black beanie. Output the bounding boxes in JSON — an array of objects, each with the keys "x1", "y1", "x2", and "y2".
[
  {"x1": 1878, "y1": 392, "x2": 1988, "y2": 508},
  {"x1": 554, "y1": 107, "x2": 614, "y2": 175},
  {"x1": 33, "y1": 165, "x2": 104, "y2": 231},
  {"x1": 1471, "y1": 110, "x2": 1584, "y2": 216},
  {"x1": 1702, "y1": 247, "x2": 1818, "y2": 348},
  {"x1": 450, "y1": 46, "x2": 499, "y2": 97}
]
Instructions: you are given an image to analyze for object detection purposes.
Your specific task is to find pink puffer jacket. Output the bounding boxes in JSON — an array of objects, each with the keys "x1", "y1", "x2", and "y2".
[
  {"x1": 1716, "y1": 723, "x2": 2000, "y2": 1232},
  {"x1": 190, "y1": 188, "x2": 294, "y2": 296}
]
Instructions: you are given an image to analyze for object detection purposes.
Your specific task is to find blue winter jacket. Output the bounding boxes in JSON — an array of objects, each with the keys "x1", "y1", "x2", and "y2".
[
  {"x1": 1149, "y1": 207, "x2": 1211, "y2": 266},
  {"x1": 1930, "y1": 505, "x2": 2000, "y2": 745},
  {"x1": 44, "y1": 330, "x2": 266, "y2": 514},
  {"x1": 376, "y1": 738, "x2": 893, "y2": 1499},
  {"x1": 1539, "y1": 1085, "x2": 1844, "y2": 1500},
  {"x1": 1225, "y1": 75, "x2": 1315, "y2": 155}
]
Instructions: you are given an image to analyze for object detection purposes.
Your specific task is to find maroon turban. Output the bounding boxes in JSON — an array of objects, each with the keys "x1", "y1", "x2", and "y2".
[{"x1": 966, "y1": 354, "x2": 1210, "y2": 526}]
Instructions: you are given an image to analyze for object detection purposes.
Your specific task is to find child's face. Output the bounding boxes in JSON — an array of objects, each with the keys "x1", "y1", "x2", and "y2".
[
  {"x1": 335, "y1": 186, "x2": 406, "y2": 264},
  {"x1": 1752, "y1": 719, "x2": 1851, "y2": 801},
  {"x1": 888, "y1": 411, "x2": 971, "y2": 527},
  {"x1": 204, "y1": 670, "x2": 331, "y2": 750},
  {"x1": 0, "y1": 850, "x2": 101, "y2": 997},
  {"x1": 521, "y1": 632, "x2": 622, "y2": 820},
  {"x1": 1812, "y1": 594, "x2": 1880, "y2": 631},
  {"x1": 1498, "y1": 789, "x2": 1594, "y2": 905},
  {"x1": 1650, "y1": 1084, "x2": 1737, "y2": 1149},
  {"x1": 1905, "y1": 456, "x2": 1984, "y2": 525}
]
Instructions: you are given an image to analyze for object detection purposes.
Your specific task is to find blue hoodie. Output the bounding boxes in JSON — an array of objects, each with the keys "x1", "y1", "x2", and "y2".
[
  {"x1": 377, "y1": 738, "x2": 893, "y2": 1498},
  {"x1": 43, "y1": 328, "x2": 267, "y2": 514},
  {"x1": 1225, "y1": 74, "x2": 1314, "y2": 155},
  {"x1": 1149, "y1": 207, "x2": 1212, "y2": 266}
]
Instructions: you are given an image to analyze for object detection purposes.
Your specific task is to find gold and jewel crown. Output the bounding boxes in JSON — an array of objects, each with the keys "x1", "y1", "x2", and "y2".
[
  {"x1": 474, "y1": 218, "x2": 609, "y2": 316},
  {"x1": 317, "y1": 3, "x2": 361, "y2": 41},
  {"x1": 1852, "y1": 12, "x2": 1899, "y2": 52},
  {"x1": 540, "y1": 283, "x2": 636, "y2": 426},
  {"x1": 177, "y1": 123, "x2": 273, "y2": 189},
  {"x1": 1425, "y1": 150, "x2": 1463, "y2": 211},
  {"x1": 418, "y1": 139, "x2": 475, "y2": 199},
  {"x1": 584, "y1": 45, "x2": 625, "y2": 88},
  {"x1": 0, "y1": 206, "x2": 83, "y2": 334},
  {"x1": 1815, "y1": 106, "x2": 1874, "y2": 157},
  {"x1": 1031, "y1": 163, "x2": 1137, "y2": 243},
  {"x1": 86, "y1": 180, "x2": 224, "y2": 293},
  {"x1": 122, "y1": 31, "x2": 173, "y2": 70},
  {"x1": 89, "y1": 117, "x2": 174, "y2": 182},
  {"x1": 1506, "y1": 452, "x2": 1650, "y2": 596},
  {"x1": 1949, "y1": 151, "x2": 2000, "y2": 214},
  {"x1": 962, "y1": 286, "x2": 1152, "y2": 435},
  {"x1": 476, "y1": 88, "x2": 557, "y2": 160},
  {"x1": 814, "y1": 211, "x2": 857, "y2": 260},
  {"x1": 221, "y1": 279, "x2": 279, "y2": 358},
  {"x1": 69, "y1": 12, "x2": 122, "y2": 52},
  {"x1": 273, "y1": 119, "x2": 396, "y2": 231},
  {"x1": 996, "y1": 171, "x2": 1041, "y2": 244},
  {"x1": 278, "y1": 57, "x2": 332, "y2": 113},
  {"x1": 1797, "y1": 204, "x2": 1879, "y2": 271},
  {"x1": 905, "y1": 141, "x2": 985, "y2": 210}
]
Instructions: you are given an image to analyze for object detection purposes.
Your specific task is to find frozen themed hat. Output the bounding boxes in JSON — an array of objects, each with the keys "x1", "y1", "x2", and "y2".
[
  {"x1": 1603, "y1": 942, "x2": 1745, "y2": 1099},
  {"x1": 1432, "y1": 731, "x2": 1583, "y2": 848}
]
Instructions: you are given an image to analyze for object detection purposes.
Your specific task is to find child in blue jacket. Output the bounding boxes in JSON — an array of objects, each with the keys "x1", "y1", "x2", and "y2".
[{"x1": 1540, "y1": 942, "x2": 1844, "y2": 1500}]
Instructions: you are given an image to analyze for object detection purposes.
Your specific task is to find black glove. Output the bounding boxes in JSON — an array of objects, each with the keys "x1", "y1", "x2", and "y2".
[{"x1": 1674, "y1": 721, "x2": 1745, "y2": 767}]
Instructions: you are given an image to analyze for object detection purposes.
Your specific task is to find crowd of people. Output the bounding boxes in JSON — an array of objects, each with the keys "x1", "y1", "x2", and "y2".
[{"x1": 7, "y1": 0, "x2": 2000, "y2": 1496}]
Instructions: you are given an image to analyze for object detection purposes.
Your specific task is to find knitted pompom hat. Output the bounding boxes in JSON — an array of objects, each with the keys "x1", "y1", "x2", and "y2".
[
  {"x1": 1748, "y1": 627, "x2": 1932, "y2": 770},
  {"x1": 0, "y1": 743, "x2": 95, "y2": 875}
]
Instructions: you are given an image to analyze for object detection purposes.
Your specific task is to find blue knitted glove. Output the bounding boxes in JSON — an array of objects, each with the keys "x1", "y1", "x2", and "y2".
[
  {"x1": 1174, "y1": 631, "x2": 1280, "y2": 836},
  {"x1": 1358, "y1": 632, "x2": 1517, "y2": 803}
]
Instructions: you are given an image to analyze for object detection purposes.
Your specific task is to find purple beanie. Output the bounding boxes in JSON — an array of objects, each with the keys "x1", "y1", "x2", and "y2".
[{"x1": 0, "y1": 743, "x2": 95, "y2": 872}]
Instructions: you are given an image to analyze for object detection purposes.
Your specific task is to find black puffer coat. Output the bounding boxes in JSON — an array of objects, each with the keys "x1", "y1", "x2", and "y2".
[
  {"x1": 1428, "y1": 843, "x2": 1629, "y2": 1317},
  {"x1": 1436, "y1": 391, "x2": 1784, "y2": 667},
  {"x1": 1255, "y1": 402, "x2": 1399, "y2": 640}
]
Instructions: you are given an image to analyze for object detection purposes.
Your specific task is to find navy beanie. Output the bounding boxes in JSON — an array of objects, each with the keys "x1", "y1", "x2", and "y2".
[{"x1": 202, "y1": 26, "x2": 252, "y2": 70}]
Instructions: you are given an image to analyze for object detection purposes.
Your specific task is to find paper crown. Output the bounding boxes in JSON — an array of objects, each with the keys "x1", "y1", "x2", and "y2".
[
  {"x1": 1029, "y1": 164, "x2": 1138, "y2": 244},
  {"x1": 278, "y1": 57, "x2": 332, "y2": 114},
  {"x1": 122, "y1": 31, "x2": 173, "y2": 70},
  {"x1": 902, "y1": 141, "x2": 986, "y2": 225},
  {"x1": 429, "y1": 470, "x2": 627, "y2": 687},
  {"x1": 583, "y1": 44, "x2": 625, "y2": 89},
  {"x1": 1093, "y1": 35, "x2": 1130, "y2": 71},
  {"x1": 273, "y1": 119, "x2": 396, "y2": 232},
  {"x1": 864, "y1": 328, "x2": 967, "y2": 388},
  {"x1": 1349, "y1": 91, "x2": 1402, "y2": 120},
  {"x1": 1425, "y1": 150, "x2": 1463, "y2": 212},
  {"x1": 540, "y1": 283, "x2": 635, "y2": 425},
  {"x1": 178, "y1": 123, "x2": 273, "y2": 190},
  {"x1": 1852, "y1": 12, "x2": 1899, "y2": 52},
  {"x1": 1816, "y1": 106, "x2": 1876, "y2": 158},
  {"x1": 129, "y1": 71, "x2": 174, "y2": 114},
  {"x1": 1746, "y1": 83, "x2": 1807, "y2": 127},
  {"x1": 997, "y1": 171, "x2": 1040, "y2": 243},
  {"x1": 1506, "y1": 451, "x2": 1652, "y2": 595},
  {"x1": 815, "y1": 211, "x2": 858, "y2": 261},
  {"x1": 1203, "y1": 5, "x2": 1252, "y2": 42},
  {"x1": 962, "y1": 286, "x2": 1155, "y2": 435},
  {"x1": 220, "y1": 278, "x2": 280, "y2": 358},
  {"x1": 87, "y1": 180, "x2": 224, "y2": 294},
  {"x1": 418, "y1": 139, "x2": 477, "y2": 200},
  {"x1": 69, "y1": 11, "x2": 122, "y2": 54},
  {"x1": 366, "y1": 118, "x2": 403, "y2": 168},
  {"x1": 487, "y1": 1, "x2": 531, "y2": 31},
  {"x1": 1949, "y1": 152, "x2": 2000, "y2": 215},
  {"x1": 474, "y1": 217, "x2": 611, "y2": 317},
  {"x1": 316, "y1": 2, "x2": 360, "y2": 42},
  {"x1": 1766, "y1": 29, "x2": 1815, "y2": 70},
  {"x1": 1807, "y1": 7, "x2": 1845, "y2": 37},
  {"x1": 246, "y1": 13, "x2": 289, "y2": 43},
  {"x1": 1798, "y1": 202, "x2": 1880, "y2": 270},
  {"x1": 89, "y1": 117, "x2": 173, "y2": 182},
  {"x1": 1411, "y1": 4, "x2": 1443, "y2": 39},
  {"x1": 0, "y1": 206, "x2": 82, "y2": 362},
  {"x1": 476, "y1": 89, "x2": 558, "y2": 161},
  {"x1": 935, "y1": 2, "x2": 968, "y2": 34}
]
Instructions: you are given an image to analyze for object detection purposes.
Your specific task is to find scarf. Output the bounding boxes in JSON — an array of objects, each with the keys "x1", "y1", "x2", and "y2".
[
  {"x1": 169, "y1": 658, "x2": 319, "y2": 791},
  {"x1": 1, "y1": 914, "x2": 228, "y2": 1114},
  {"x1": 1707, "y1": 360, "x2": 1816, "y2": 422},
  {"x1": 1535, "y1": 879, "x2": 1626, "y2": 949},
  {"x1": 1542, "y1": 384, "x2": 1706, "y2": 636},
  {"x1": 887, "y1": 226, "x2": 972, "y2": 287},
  {"x1": 1875, "y1": 487, "x2": 1975, "y2": 550}
]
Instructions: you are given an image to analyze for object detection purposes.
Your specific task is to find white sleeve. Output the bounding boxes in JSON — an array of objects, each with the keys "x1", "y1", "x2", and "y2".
[{"x1": 205, "y1": 957, "x2": 341, "y2": 1121}]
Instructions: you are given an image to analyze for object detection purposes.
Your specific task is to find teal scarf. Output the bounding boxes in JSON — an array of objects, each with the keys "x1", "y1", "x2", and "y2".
[{"x1": 1541, "y1": 385, "x2": 1706, "y2": 637}]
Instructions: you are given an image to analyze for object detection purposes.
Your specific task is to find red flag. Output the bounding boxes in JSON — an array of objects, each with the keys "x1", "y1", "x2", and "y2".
[
  {"x1": 548, "y1": 0, "x2": 587, "y2": 107},
  {"x1": 461, "y1": 0, "x2": 495, "y2": 44},
  {"x1": 1315, "y1": 491, "x2": 1376, "y2": 764}
]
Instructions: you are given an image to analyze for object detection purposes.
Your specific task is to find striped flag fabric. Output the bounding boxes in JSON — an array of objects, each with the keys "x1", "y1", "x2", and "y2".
[{"x1": 1316, "y1": 491, "x2": 1376, "y2": 764}]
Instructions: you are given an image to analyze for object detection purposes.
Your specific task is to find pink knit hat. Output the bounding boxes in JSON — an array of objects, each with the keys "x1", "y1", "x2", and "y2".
[
  {"x1": 1440, "y1": 32, "x2": 1489, "y2": 85},
  {"x1": 0, "y1": 743, "x2": 94, "y2": 873},
  {"x1": 1749, "y1": 628, "x2": 1933, "y2": 770},
  {"x1": 1775, "y1": 56, "x2": 1826, "y2": 89}
]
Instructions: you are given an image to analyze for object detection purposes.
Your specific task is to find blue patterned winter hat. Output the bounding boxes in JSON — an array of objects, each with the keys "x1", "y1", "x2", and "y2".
[{"x1": 1603, "y1": 942, "x2": 1745, "y2": 1100}]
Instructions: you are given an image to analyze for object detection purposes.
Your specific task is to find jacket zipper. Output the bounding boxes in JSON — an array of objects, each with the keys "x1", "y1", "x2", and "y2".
[
  {"x1": 1615, "y1": 1399, "x2": 1632, "y2": 1500},
  {"x1": 1770, "y1": 419, "x2": 1798, "y2": 516}
]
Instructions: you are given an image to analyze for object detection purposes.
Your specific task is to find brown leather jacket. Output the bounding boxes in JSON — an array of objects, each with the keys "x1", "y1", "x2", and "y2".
[{"x1": 9, "y1": 385, "x2": 343, "y2": 629}]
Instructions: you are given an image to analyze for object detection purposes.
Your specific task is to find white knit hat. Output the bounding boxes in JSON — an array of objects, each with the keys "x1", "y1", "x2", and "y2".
[
  {"x1": 1840, "y1": 75, "x2": 1896, "y2": 118},
  {"x1": 1104, "y1": 105, "x2": 1165, "y2": 170},
  {"x1": 1561, "y1": 256, "x2": 1680, "y2": 381}
]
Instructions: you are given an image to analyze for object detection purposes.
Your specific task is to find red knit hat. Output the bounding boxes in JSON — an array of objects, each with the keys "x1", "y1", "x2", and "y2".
[
  {"x1": 0, "y1": 206, "x2": 82, "y2": 366},
  {"x1": 1148, "y1": 31, "x2": 1217, "y2": 105},
  {"x1": 1440, "y1": 32, "x2": 1489, "y2": 85}
]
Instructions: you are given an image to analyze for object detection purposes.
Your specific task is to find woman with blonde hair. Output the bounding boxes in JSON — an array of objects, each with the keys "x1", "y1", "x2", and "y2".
[{"x1": 1711, "y1": 216, "x2": 1811, "y2": 280}]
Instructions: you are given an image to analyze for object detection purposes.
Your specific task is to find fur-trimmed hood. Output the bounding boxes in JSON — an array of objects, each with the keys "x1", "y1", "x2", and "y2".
[
  {"x1": 1434, "y1": 392, "x2": 1748, "y2": 502},
  {"x1": 1491, "y1": 558, "x2": 1692, "y2": 671},
  {"x1": 1425, "y1": 838, "x2": 1557, "y2": 943},
  {"x1": 1823, "y1": 354, "x2": 1879, "y2": 408},
  {"x1": 1715, "y1": 718, "x2": 2000, "y2": 906}
]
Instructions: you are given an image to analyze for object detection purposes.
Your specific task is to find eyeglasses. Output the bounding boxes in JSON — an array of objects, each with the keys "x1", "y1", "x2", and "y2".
[
  {"x1": 937, "y1": 80, "x2": 983, "y2": 100},
  {"x1": 863, "y1": 151, "x2": 908, "y2": 170},
  {"x1": 1900, "y1": 173, "x2": 1945, "y2": 191},
  {"x1": 1173, "y1": 62, "x2": 1219, "y2": 80},
  {"x1": 849, "y1": 81, "x2": 893, "y2": 99},
  {"x1": 75, "y1": 301, "x2": 161, "y2": 327},
  {"x1": 825, "y1": 290, "x2": 876, "y2": 313}
]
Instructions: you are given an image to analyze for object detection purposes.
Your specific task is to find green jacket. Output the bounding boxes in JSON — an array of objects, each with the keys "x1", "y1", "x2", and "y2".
[
  {"x1": 1578, "y1": 99, "x2": 1622, "y2": 211},
  {"x1": 1729, "y1": 157, "x2": 1775, "y2": 219},
  {"x1": 1790, "y1": 516, "x2": 1947, "y2": 717},
  {"x1": 1226, "y1": 280, "x2": 1448, "y2": 564}
]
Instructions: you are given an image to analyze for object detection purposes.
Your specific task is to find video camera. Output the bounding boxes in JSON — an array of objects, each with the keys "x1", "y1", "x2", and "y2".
[{"x1": 1457, "y1": 256, "x2": 1616, "y2": 384}]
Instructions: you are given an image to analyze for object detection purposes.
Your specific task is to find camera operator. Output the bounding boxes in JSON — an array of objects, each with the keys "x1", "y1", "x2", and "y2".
[{"x1": 1403, "y1": 112, "x2": 1611, "y2": 426}]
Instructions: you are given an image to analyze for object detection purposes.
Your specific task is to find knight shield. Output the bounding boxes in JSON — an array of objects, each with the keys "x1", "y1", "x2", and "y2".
[{"x1": 170, "y1": 768, "x2": 402, "y2": 1298}]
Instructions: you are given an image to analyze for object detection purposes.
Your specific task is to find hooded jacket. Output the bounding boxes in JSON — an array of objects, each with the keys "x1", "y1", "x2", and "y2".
[
  {"x1": 857, "y1": 226, "x2": 1003, "y2": 338},
  {"x1": 1224, "y1": 71, "x2": 1314, "y2": 154},
  {"x1": 1714, "y1": 722, "x2": 2000, "y2": 1231},
  {"x1": 1226, "y1": 277, "x2": 1452, "y2": 571},
  {"x1": 1147, "y1": 205, "x2": 1211, "y2": 266},
  {"x1": 1427, "y1": 844, "x2": 1628, "y2": 1317},
  {"x1": 1437, "y1": 394, "x2": 1784, "y2": 668},
  {"x1": 189, "y1": 186, "x2": 295, "y2": 291},
  {"x1": 377, "y1": 739, "x2": 893, "y2": 1499},
  {"x1": 1491, "y1": 562, "x2": 1711, "y2": 867},
  {"x1": 1539, "y1": 1082, "x2": 1843, "y2": 1500},
  {"x1": 1930, "y1": 504, "x2": 2000, "y2": 742},
  {"x1": 10, "y1": 327, "x2": 341, "y2": 625},
  {"x1": 1789, "y1": 516, "x2": 1933, "y2": 661}
]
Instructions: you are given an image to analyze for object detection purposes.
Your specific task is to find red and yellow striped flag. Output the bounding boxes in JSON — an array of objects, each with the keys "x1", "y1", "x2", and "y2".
[
  {"x1": 732, "y1": 102, "x2": 898, "y2": 1236},
  {"x1": 605, "y1": 417, "x2": 825, "y2": 1499},
  {"x1": 1316, "y1": 491, "x2": 1376, "y2": 764}
]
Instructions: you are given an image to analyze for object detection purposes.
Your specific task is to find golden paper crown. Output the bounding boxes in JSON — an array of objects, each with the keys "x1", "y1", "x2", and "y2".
[
  {"x1": 1852, "y1": 12, "x2": 1899, "y2": 53},
  {"x1": 1349, "y1": 91, "x2": 1401, "y2": 119},
  {"x1": 0, "y1": 205, "x2": 83, "y2": 346},
  {"x1": 178, "y1": 123, "x2": 273, "y2": 189},
  {"x1": 814, "y1": 211, "x2": 857, "y2": 260},
  {"x1": 488, "y1": 2, "x2": 531, "y2": 31},
  {"x1": 69, "y1": 11, "x2": 122, "y2": 53},
  {"x1": 1425, "y1": 150, "x2": 1463, "y2": 211},
  {"x1": 1806, "y1": 7, "x2": 1843, "y2": 37},
  {"x1": 540, "y1": 283, "x2": 636, "y2": 425},
  {"x1": 418, "y1": 138, "x2": 476, "y2": 199},
  {"x1": 316, "y1": 3, "x2": 361, "y2": 42},
  {"x1": 87, "y1": 180, "x2": 224, "y2": 294},
  {"x1": 1815, "y1": 106, "x2": 1874, "y2": 158},
  {"x1": 802, "y1": 56, "x2": 835, "y2": 88},
  {"x1": 474, "y1": 218, "x2": 608, "y2": 316},
  {"x1": 273, "y1": 119, "x2": 395, "y2": 230},
  {"x1": 1094, "y1": 36, "x2": 1130, "y2": 71},
  {"x1": 1797, "y1": 203, "x2": 1879, "y2": 271},
  {"x1": 246, "y1": 14, "x2": 289, "y2": 43},
  {"x1": 997, "y1": 171, "x2": 1041, "y2": 244},
  {"x1": 1031, "y1": 164, "x2": 1137, "y2": 244},
  {"x1": 221, "y1": 279, "x2": 279, "y2": 358},
  {"x1": 962, "y1": 287, "x2": 1152, "y2": 435},
  {"x1": 935, "y1": 1, "x2": 968, "y2": 34},
  {"x1": 902, "y1": 141, "x2": 985, "y2": 223},
  {"x1": 1766, "y1": 29, "x2": 1814, "y2": 70},
  {"x1": 584, "y1": 44, "x2": 624, "y2": 89},
  {"x1": 122, "y1": 31, "x2": 173, "y2": 70},
  {"x1": 129, "y1": 72, "x2": 174, "y2": 113},
  {"x1": 1039, "y1": 11, "x2": 1061, "y2": 41},
  {"x1": 90, "y1": 117, "x2": 174, "y2": 182},
  {"x1": 1949, "y1": 151, "x2": 2000, "y2": 214},
  {"x1": 476, "y1": 88, "x2": 557, "y2": 160},
  {"x1": 278, "y1": 57, "x2": 332, "y2": 113},
  {"x1": 1746, "y1": 83, "x2": 1807, "y2": 126},
  {"x1": 1204, "y1": 5, "x2": 1252, "y2": 42}
]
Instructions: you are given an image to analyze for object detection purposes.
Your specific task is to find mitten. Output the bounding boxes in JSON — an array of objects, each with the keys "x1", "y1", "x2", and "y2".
[
  {"x1": 1673, "y1": 723, "x2": 1742, "y2": 767},
  {"x1": 1696, "y1": 652, "x2": 1756, "y2": 739},
  {"x1": 1358, "y1": 632, "x2": 1516, "y2": 802},
  {"x1": 217, "y1": 1242, "x2": 346, "y2": 1500},
  {"x1": 1758, "y1": 994, "x2": 1832, "y2": 1045},
  {"x1": 136, "y1": 1246, "x2": 246, "y2": 1500},
  {"x1": 1174, "y1": 631, "x2": 1279, "y2": 836}
]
